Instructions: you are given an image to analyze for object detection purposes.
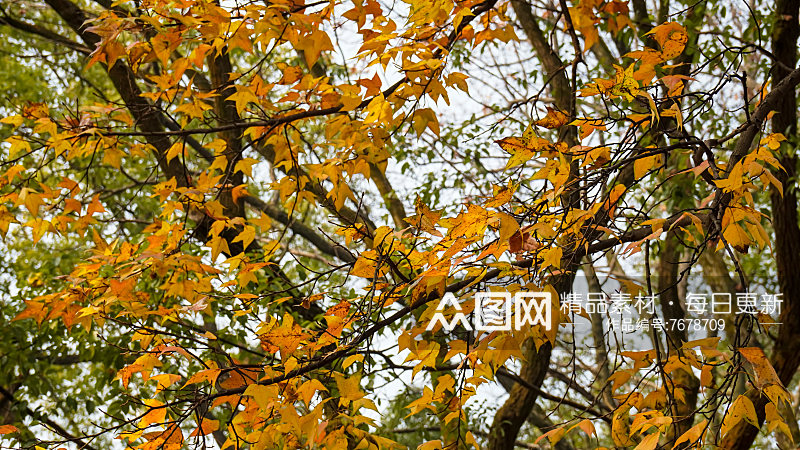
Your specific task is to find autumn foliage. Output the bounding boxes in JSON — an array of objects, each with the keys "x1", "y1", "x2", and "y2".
[{"x1": 1, "y1": 0, "x2": 800, "y2": 449}]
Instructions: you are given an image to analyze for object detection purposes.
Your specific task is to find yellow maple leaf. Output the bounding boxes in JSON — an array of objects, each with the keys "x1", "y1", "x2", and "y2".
[
  {"x1": 259, "y1": 314, "x2": 308, "y2": 360},
  {"x1": 534, "y1": 107, "x2": 569, "y2": 129},
  {"x1": 540, "y1": 246, "x2": 563, "y2": 269},
  {"x1": 720, "y1": 222, "x2": 750, "y2": 253},
  {"x1": 231, "y1": 184, "x2": 249, "y2": 205},
  {"x1": 405, "y1": 197, "x2": 443, "y2": 237},
  {"x1": 334, "y1": 373, "x2": 364, "y2": 405},
  {"x1": 646, "y1": 22, "x2": 688, "y2": 60},
  {"x1": 611, "y1": 64, "x2": 640, "y2": 101}
]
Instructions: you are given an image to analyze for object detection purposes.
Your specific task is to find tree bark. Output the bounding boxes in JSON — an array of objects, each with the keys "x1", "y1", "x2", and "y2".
[
  {"x1": 488, "y1": 342, "x2": 553, "y2": 450},
  {"x1": 720, "y1": 0, "x2": 800, "y2": 448}
]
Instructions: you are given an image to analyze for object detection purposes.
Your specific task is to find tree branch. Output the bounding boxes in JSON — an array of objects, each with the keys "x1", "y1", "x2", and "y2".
[{"x1": 0, "y1": 386, "x2": 98, "y2": 450}]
